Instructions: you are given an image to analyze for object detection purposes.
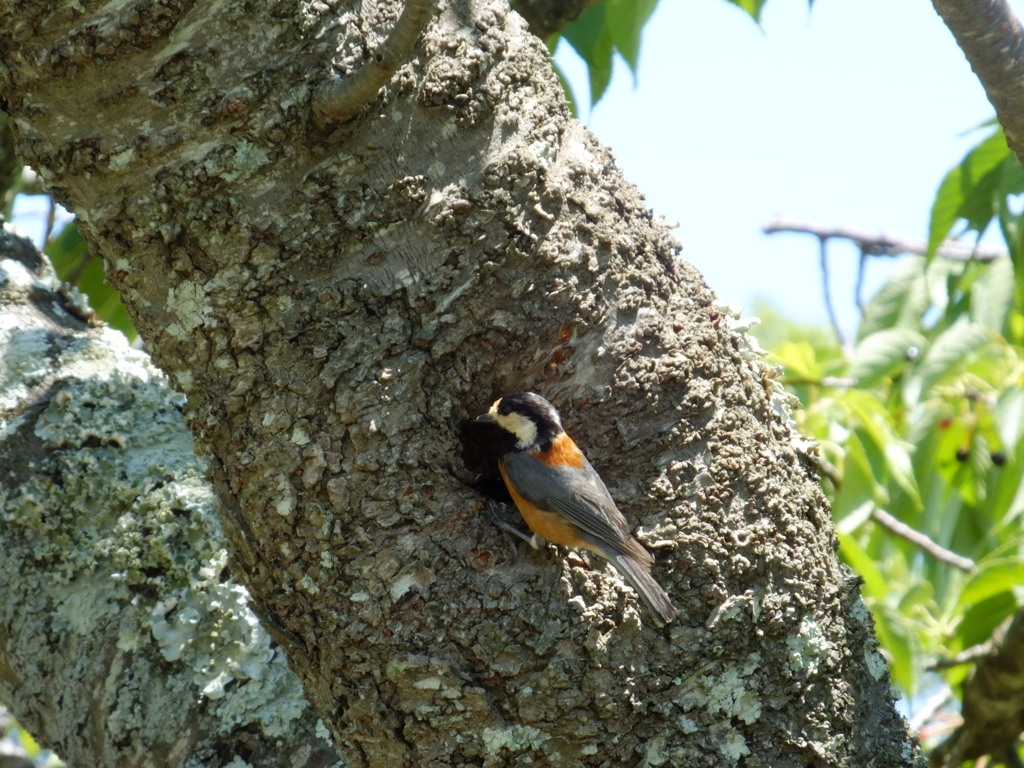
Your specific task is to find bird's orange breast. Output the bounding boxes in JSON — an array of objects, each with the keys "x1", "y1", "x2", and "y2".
[
  {"x1": 499, "y1": 460, "x2": 585, "y2": 548},
  {"x1": 531, "y1": 432, "x2": 585, "y2": 469}
]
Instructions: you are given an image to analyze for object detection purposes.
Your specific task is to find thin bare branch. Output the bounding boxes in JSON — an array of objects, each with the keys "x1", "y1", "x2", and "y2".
[
  {"x1": 312, "y1": 0, "x2": 435, "y2": 131},
  {"x1": 930, "y1": 640, "x2": 998, "y2": 671},
  {"x1": 43, "y1": 195, "x2": 57, "y2": 245},
  {"x1": 817, "y1": 235, "x2": 847, "y2": 346},
  {"x1": 764, "y1": 217, "x2": 1007, "y2": 262},
  {"x1": 907, "y1": 684, "x2": 953, "y2": 734},
  {"x1": 871, "y1": 507, "x2": 976, "y2": 573},
  {"x1": 780, "y1": 376, "x2": 860, "y2": 388},
  {"x1": 931, "y1": 0, "x2": 1024, "y2": 167},
  {"x1": 855, "y1": 249, "x2": 867, "y2": 314}
]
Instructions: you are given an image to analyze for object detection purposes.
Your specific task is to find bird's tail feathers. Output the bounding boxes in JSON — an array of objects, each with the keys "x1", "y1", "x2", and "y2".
[{"x1": 607, "y1": 552, "x2": 678, "y2": 627}]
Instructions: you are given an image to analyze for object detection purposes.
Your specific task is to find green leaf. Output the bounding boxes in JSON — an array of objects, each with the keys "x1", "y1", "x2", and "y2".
[
  {"x1": 901, "y1": 321, "x2": 992, "y2": 406},
  {"x1": 561, "y1": 5, "x2": 614, "y2": 105},
  {"x1": 47, "y1": 221, "x2": 90, "y2": 281},
  {"x1": 837, "y1": 532, "x2": 888, "y2": 600},
  {"x1": 835, "y1": 500, "x2": 875, "y2": 536},
  {"x1": 956, "y1": 558, "x2": 1024, "y2": 611},
  {"x1": 898, "y1": 580, "x2": 934, "y2": 615},
  {"x1": 45, "y1": 222, "x2": 135, "y2": 340},
  {"x1": 932, "y1": 414, "x2": 974, "y2": 489},
  {"x1": 770, "y1": 340, "x2": 826, "y2": 381},
  {"x1": 858, "y1": 258, "x2": 930, "y2": 339},
  {"x1": 961, "y1": 431, "x2": 991, "y2": 506},
  {"x1": 996, "y1": 158, "x2": 1024, "y2": 247},
  {"x1": 606, "y1": 0, "x2": 659, "y2": 76},
  {"x1": 987, "y1": 429, "x2": 1024, "y2": 529},
  {"x1": 928, "y1": 170, "x2": 965, "y2": 259},
  {"x1": 927, "y1": 129, "x2": 1011, "y2": 258},
  {"x1": 846, "y1": 328, "x2": 927, "y2": 386},
  {"x1": 885, "y1": 441, "x2": 923, "y2": 511},
  {"x1": 924, "y1": 256, "x2": 966, "y2": 320},
  {"x1": 845, "y1": 394, "x2": 895, "y2": 459},
  {"x1": 995, "y1": 387, "x2": 1024, "y2": 457},
  {"x1": 559, "y1": 0, "x2": 661, "y2": 106},
  {"x1": 18, "y1": 723, "x2": 42, "y2": 758},
  {"x1": 831, "y1": 432, "x2": 886, "y2": 524},
  {"x1": 957, "y1": 593, "x2": 1017, "y2": 652},
  {"x1": 983, "y1": 442, "x2": 1024, "y2": 532},
  {"x1": 723, "y1": 0, "x2": 769, "y2": 22},
  {"x1": 844, "y1": 402, "x2": 921, "y2": 510},
  {"x1": 970, "y1": 256, "x2": 1014, "y2": 332}
]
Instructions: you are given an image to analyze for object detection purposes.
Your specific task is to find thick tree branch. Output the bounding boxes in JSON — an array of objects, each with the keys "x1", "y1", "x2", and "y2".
[
  {"x1": 930, "y1": 607, "x2": 1024, "y2": 767},
  {"x1": 931, "y1": 0, "x2": 1024, "y2": 166},
  {"x1": 312, "y1": 0, "x2": 435, "y2": 130},
  {"x1": 0, "y1": 228, "x2": 338, "y2": 768}
]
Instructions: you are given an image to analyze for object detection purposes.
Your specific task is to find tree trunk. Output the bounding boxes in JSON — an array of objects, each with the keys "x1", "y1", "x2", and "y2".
[{"x1": 0, "y1": 0, "x2": 921, "y2": 765}]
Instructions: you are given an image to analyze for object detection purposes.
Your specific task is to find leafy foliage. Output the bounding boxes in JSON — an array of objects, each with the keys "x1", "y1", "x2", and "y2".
[
  {"x1": 550, "y1": 0, "x2": 813, "y2": 112},
  {"x1": 552, "y1": 0, "x2": 659, "y2": 107},
  {"x1": 723, "y1": 0, "x2": 771, "y2": 22},
  {"x1": 46, "y1": 222, "x2": 135, "y2": 340},
  {"x1": 758, "y1": 133, "x2": 1024, "y2": 735},
  {"x1": 927, "y1": 126, "x2": 1024, "y2": 347},
  {"x1": 0, "y1": 707, "x2": 59, "y2": 767},
  {"x1": 3, "y1": 1, "x2": 1020, "y2": 759}
]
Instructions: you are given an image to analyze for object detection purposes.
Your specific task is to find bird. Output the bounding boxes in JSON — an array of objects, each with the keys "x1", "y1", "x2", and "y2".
[{"x1": 477, "y1": 392, "x2": 678, "y2": 626}]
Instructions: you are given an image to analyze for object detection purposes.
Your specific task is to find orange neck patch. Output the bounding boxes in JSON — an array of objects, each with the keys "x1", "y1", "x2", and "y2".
[{"x1": 532, "y1": 432, "x2": 586, "y2": 469}]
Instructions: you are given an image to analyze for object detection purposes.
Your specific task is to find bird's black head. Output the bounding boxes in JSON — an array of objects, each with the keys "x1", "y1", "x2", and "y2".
[{"x1": 480, "y1": 392, "x2": 563, "y2": 451}]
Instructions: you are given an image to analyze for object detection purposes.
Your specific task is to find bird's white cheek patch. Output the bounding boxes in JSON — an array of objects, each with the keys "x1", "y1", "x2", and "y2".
[{"x1": 493, "y1": 409, "x2": 538, "y2": 449}]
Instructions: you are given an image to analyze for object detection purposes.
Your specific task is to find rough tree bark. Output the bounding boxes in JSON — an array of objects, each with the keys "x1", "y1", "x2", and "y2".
[
  {"x1": 931, "y1": 0, "x2": 1024, "y2": 164},
  {"x1": 0, "y1": 1, "x2": 921, "y2": 766},
  {"x1": 929, "y1": 606, "x2": 1024, "y2": 768},
  {"x1": 0, "y1": 229, "x2": 339, "y2": 766}
]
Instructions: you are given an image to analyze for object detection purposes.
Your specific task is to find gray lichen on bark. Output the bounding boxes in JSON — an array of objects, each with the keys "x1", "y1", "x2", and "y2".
[{"x1": 0, "y1": 226, "x2": 338, "y2": 768}]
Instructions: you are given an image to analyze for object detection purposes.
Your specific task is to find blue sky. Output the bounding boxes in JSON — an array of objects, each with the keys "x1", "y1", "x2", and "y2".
[{"x1": 555, "y1": 0, "x2": 1014, "y2": 337}]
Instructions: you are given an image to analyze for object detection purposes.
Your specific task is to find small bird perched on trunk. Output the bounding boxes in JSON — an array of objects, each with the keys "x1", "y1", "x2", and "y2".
[{"x1": 477, "y1": 392, "x2": 677, "y2": 626}]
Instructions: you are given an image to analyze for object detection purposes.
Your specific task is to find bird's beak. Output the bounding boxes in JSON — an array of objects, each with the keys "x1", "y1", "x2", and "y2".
[{"x1": 474, "y1": 412, "x2": 494, "y2": 423}]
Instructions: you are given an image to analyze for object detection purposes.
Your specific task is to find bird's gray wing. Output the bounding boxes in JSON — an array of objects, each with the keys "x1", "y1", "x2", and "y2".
[{"x1": 501, "y1": 450, "x2": 638, "y2": 554}]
